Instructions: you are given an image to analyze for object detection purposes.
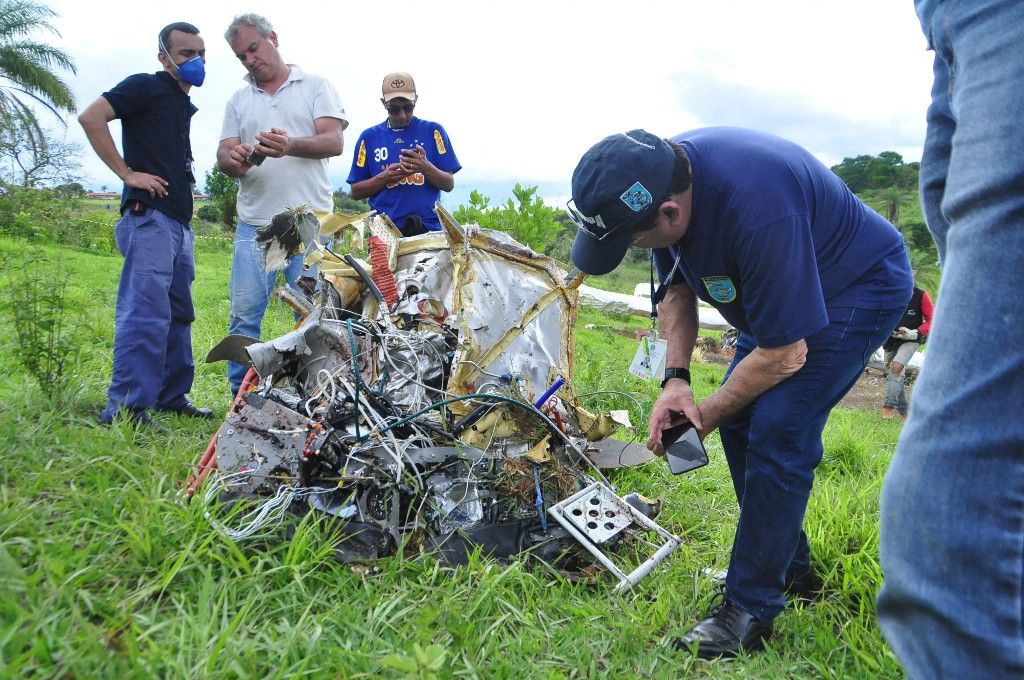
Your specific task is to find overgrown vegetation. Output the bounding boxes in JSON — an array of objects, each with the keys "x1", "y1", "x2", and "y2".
[
  {"x1": 453, "y1": 184, "x2": 569, "y2": 255},
  {"x1": 0, "y1": 185, "x2": 116, "y2": 253},
  {"x1": 833, "y1": 151, "x2": 940, "y2": 296},
  {"x1": 0, "y1": 229, "x2": 908, "y2": 677},
  {"x1": 0, "y1": 249, "x2": 82, "y2": 398},
  {"x1": 203, "y1": 165, "x2": 238, "y2": 230}
]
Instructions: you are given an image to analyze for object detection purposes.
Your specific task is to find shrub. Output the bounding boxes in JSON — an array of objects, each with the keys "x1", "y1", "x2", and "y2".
[
  {"x1": 0, "y1": 251, "x2": 83, "y2": 399},
  {"x1": 454, "y1": 184, "x2": 564, "y2": 255},
  {"x1": 195, "y1": 203, "x2": 219, "y2": 224},
  {"x1": 0, "y1": 186, "x2": 116, "y2": 254}
]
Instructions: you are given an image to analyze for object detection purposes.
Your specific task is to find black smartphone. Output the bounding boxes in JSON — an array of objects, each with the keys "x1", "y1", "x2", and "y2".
[{"x1": 660, "y1": 422, "x2": 709, "y2": 475}]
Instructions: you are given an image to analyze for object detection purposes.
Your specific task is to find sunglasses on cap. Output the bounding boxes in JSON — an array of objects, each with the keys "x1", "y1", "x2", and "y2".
[
  {"x1": 386, "y1": 102, "x2": 415, "y2": 115},
  {"x1": 565, "y1": 198, "x2": 663, "y2": 242},
  {"x1": 568, "y1": 198, "x2": 652, "y2": 243}
]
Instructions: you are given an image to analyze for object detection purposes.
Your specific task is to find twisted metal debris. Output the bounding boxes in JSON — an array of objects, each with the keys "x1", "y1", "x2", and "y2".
[{"x1": 189, "y1": 205, "x2": 680, "y2": 590}]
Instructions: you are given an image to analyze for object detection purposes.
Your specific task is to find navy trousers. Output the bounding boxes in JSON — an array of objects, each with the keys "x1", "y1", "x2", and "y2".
[
  {"x1": 720, "y1": 305, "x2": 904, "y2": 621},
  {"x1": 100, "y1": 207, "x2": 196, "y2": 421}
]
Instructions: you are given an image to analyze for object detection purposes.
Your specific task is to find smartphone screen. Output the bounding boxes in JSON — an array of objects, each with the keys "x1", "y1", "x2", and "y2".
[{"x1": 660, "y1": 422, "x2": 709, "y2": 475}]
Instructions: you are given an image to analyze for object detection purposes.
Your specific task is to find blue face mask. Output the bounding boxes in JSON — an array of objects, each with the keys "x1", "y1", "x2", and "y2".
[
  {"x1": 175, "y1": 56, "x2": 205, "y2": 87},
  {"x1": 161, "y1": 36, "x2": 205, "y2": 87}
]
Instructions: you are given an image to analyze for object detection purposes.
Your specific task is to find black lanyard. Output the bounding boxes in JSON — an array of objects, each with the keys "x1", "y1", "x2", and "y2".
[{"x1": 649, "y1": 248, "x2": 684, "y2": 331}]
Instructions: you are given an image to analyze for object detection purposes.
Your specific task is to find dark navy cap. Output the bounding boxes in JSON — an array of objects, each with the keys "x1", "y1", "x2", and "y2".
[{"x1": 569, "y1": 130, "x2": 675, "y2": 275}]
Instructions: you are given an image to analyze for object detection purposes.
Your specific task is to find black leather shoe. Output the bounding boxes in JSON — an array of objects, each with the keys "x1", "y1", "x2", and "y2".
[
  {"x1": 157, "y1": 402, "x2": 215, "y2": 419},
  {"x1": 672, "y1": 599, "x2": 772, "y2": 659},
  {"x1": 785, "y1": 569, "x2": 823, "y2": 600}
]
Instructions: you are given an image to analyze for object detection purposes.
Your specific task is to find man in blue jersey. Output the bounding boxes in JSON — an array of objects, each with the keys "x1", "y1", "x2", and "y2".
[
  {"x1": 79, "y1": 21, "x2": 214, "y2": 428},
  {"x1": 347, "y1": 72, "x2": 460, "y2": 235},
  {"x1": 568, "y1": 128, "x2": 912, "y2": 658}
]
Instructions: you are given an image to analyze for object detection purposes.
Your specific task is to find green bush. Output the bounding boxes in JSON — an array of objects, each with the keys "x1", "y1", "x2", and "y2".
[
  {"x1": 454, "y1": 184, "x2": 564, "y2": 255},
  {"x1": 0, "y1": 251, "x2": 83, "y2": 399},
  {"x1": 0, "y1": 186, "x2": 116, "y2": 254},
  {"x1": 195, "y1": 203, "x2": 219, "y2": 224}
]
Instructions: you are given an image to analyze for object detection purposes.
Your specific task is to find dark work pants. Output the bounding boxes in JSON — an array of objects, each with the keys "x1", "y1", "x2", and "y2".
[
  {"x1": 720, "y1": 305, "x2": 904, "y2": 622},
  {"x1": 100, "y1": 207, "x2": 196, "y2": 421}
]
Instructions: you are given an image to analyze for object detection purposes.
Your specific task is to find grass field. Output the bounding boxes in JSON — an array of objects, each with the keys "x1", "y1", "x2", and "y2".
[{"x1": 0, "y1": 235, "x2": 906, "y2": 678}]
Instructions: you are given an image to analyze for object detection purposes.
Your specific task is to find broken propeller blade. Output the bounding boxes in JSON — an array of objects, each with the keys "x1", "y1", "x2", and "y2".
[
  {"x1": 584, "y1": 439, "x2": 657, "y2": 469},
  {"x1": 205, "y1": 334, "x2": 259, "y2": 364}
]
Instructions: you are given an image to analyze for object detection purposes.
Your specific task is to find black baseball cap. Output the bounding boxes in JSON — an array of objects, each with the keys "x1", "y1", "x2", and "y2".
[{"x1": 569, "y1": 130, "x2": 675, "y2": 275}]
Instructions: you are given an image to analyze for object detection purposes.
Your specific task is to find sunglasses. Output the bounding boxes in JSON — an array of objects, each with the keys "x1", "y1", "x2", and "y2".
[
  {"x1": 565, "y1": 199, "x2": 619, "y2": 241},
  {"x1": 386, "y1": 103, "x2": 415, "y2": 115}
]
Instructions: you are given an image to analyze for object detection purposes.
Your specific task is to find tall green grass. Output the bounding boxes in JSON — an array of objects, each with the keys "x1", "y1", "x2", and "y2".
[{"x1": 0, "y1": 237, "x2": 905, "y2": 678}]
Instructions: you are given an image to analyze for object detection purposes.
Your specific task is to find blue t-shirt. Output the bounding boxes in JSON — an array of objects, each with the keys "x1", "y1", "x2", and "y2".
[
  {"x1": 102, "y1": 71, "x2": 197, "y2": 225},
  {"x1": 346, "y1": 117, "x2": 461, "y2": 232},
  {"x1": 654, "y1": 127, "x2": 912, "y2": 348}
]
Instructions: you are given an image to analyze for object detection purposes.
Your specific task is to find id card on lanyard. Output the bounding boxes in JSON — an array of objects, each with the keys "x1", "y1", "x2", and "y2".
[{"x1": 628, "y1": 248, "x2": 684, "y2": 382}]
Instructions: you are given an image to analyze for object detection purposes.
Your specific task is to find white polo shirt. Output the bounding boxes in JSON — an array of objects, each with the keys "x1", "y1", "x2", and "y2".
[{"x1": 221, "y1": 65, "x2": 348, "y2": 225}]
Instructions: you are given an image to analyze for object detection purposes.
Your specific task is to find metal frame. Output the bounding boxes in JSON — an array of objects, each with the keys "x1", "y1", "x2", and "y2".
[{"x1": 548, "y1": 481, "x2": 682, "y2": 593}]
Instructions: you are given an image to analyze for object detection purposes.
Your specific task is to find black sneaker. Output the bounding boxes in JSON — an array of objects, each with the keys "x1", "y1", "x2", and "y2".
[
  {"x1": 703, "y1": 566, "x2": 823, "y2": 600},
  {"x1": 672, "y1": 598, "x2": 773, "y2": 659},
  {"x1": 156, "y1": 402, "x2": 215, "y2": 419}
]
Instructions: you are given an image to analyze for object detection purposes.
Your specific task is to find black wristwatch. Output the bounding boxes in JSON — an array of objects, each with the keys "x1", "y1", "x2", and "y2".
[{"x1": 661, "y1": 367, "x2": 691, "y2": 388}]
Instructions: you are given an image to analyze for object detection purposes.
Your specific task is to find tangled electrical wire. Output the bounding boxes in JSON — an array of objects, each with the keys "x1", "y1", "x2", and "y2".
[{"x1": 198, "y1": 215, "x2": 669, "y2": 577}]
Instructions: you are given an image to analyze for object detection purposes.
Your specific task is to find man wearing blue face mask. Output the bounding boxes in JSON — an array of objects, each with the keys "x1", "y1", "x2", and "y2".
[{"x1": 79, "y1": 22, "x2": 214, "y2": 429}]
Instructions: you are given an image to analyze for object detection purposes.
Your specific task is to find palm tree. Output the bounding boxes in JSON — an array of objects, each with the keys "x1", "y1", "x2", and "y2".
[
  {"x1": 909, "y1": 247, "x2": 941, "y2": 298},
  {"x1": 878, "y1": 186, "x2": 912, "y2": 226},
  {"x1": 0, "y1": 0, "x2": 75, "y2": 139}
]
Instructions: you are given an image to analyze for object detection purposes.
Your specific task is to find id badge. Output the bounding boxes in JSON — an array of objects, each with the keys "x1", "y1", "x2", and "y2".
[{"x1": 629, "y1": 334, "x2": 667, "y2": 381}]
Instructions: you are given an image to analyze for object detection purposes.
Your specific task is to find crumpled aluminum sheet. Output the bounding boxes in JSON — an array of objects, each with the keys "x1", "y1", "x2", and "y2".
[
  {"x1": 214, "y1": 392, "x2": 320, "y2": 496},
  {"x1": 394, "y1": 223, "x2": 577, "y2": 412}
]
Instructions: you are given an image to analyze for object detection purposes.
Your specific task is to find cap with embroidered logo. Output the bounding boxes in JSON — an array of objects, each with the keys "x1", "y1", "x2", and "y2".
[
  {"x1": 382, "y1": 72, "x2": 416, "y2": 102},
  {"x1": 569, "y1": 129, "x2": 675, "y2": 275}
]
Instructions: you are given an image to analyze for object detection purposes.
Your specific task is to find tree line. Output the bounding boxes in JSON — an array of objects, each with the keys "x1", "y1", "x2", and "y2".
[{"x1": 0, "y1": 0, "x2": 939, "y2": 293}]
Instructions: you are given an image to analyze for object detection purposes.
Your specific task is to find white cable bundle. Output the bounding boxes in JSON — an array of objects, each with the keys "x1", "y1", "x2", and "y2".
[{"x1": 203, "y1": 467, "x2": 328, "y2": 542}]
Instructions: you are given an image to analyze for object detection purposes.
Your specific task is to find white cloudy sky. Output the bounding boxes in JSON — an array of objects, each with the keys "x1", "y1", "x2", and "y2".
[{"x1": 43, "y1": 0, "x2": 933, "y2": 208}]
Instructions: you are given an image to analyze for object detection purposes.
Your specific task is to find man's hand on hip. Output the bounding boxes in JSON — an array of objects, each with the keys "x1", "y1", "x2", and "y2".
[{"x1": 123, "y1": 170, "x2": 168, "y2": 198}]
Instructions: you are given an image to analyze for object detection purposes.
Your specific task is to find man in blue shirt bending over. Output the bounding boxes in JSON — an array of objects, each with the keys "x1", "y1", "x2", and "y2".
[
  {"x1": 568, "y1": 128, "x2": 912, "y2": 658},
  {"x1": 347, "y1": 72, "x2": 460, "y2": 236}
]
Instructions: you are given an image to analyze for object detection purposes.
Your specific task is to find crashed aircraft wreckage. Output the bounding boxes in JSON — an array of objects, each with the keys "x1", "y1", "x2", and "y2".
[{"x1": 188, "y1": 205, "x2": 686, "y2": 591}]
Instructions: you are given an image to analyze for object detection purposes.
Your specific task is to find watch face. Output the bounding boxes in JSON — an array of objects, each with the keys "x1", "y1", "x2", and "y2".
[{"x1": 665, "y1": 368, "x2": 690, "y2": 382}]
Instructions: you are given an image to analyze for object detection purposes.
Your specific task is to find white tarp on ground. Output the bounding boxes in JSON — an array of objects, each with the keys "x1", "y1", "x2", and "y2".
[
  {"x1": 586, "y1": 283, "x2": 924, "y2": 371},
  {"x1": 578, "y1": 285, "x2": 732, "y2": 331}
]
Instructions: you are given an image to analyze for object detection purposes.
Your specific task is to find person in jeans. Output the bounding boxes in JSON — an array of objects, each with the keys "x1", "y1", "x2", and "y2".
[
  {"x1": 568, "y1": 127, "x2": 911, "y2": 658},
  {"x1": 878, "y1": 1, "x2": 1024, "y2": 676},
  {"x1": 216, "y1": 13, "x2": 347, "y2": 394},
  {"x1": 79, "y1": 21, "x2": 213, "y2": 427},
  {"x1": 880, "y1": 282, "x2": 933, "y2": 419}
]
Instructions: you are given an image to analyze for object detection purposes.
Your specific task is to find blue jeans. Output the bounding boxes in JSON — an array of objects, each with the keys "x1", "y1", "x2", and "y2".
[
  {"x1": 878, "y1": 2, "x2": 1024, "y2": 676},
  {"x1": 720, "y1": 305, "x2": 904, "y2": 622},
  {"x1": 227, "y1": 221, "x2": 313, "y2": 393},
  {"x1": 100, "y1": 207, "x2": 196, "y2": 421},
  {"x1": 883, "y1": 341, "x2": 917, "y2": 413}
]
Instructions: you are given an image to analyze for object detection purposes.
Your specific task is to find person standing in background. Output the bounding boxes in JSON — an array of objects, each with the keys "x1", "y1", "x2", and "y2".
[
  {"x1": 79, "y1": 21, "x2": 213, "y2": 427},
  {"x1": 216, "y1": 13, "x2": 347, "y2": 395},
  {"x1": 347, "y1": 72, "x2": 460, "y2": 236}
]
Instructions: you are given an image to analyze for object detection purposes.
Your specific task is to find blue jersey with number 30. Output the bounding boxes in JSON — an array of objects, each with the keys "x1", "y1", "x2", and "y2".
[{"x1": 346, "y1": 117, "x2": 461, "y2": 232}]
